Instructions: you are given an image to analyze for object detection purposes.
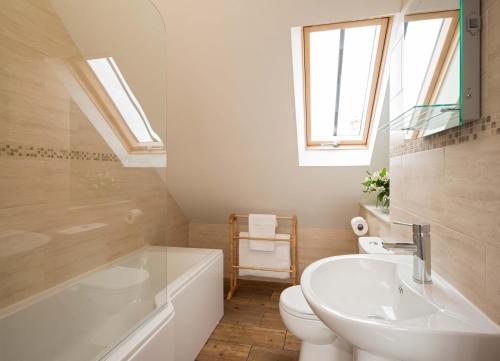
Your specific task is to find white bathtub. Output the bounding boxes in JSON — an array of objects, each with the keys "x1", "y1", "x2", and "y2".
[
  {"x1": 148, "y1": 247, "x2": 224, "y2": 361},
  {"x1": 0, "y1": 246, "x2": 224, "y2": 361}
]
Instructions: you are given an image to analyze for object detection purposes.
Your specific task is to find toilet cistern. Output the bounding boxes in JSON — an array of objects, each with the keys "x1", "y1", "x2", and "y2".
[{"x1": 383, "y1": 221, "x2": 432, "y2": 284}]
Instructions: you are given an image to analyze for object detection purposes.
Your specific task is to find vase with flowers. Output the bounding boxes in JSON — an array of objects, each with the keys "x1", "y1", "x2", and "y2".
[{"x1": 361, "y1": 167, "x2": 390, "y2": 211}]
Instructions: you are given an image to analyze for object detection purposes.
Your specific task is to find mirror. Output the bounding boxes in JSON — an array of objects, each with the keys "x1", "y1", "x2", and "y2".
[{"x1": 391, "y1": 0, "x2": 481, "y2": 139}]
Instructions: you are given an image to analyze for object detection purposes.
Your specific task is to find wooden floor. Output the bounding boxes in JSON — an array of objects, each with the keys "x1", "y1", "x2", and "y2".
[{"x1": 196, "y1": 280, "x2": 301, "y2": 361}]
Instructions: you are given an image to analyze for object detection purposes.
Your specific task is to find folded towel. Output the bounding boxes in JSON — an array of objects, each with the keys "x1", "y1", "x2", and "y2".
[
  {"x1": 239, "y1": 231, "x2": 290, "y2": 279},
  {"x1": 248, "y1": 214, "x2": 277, "y2": 251}
]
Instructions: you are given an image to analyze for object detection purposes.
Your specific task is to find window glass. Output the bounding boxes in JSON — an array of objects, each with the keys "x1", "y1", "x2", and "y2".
[
  {"x1": 304, "y1": 18, "x2": 388, "y2": 146},
  {"x1": 87, "y1": 57, "x2": 162, "y2": 144},
  {"x1": 309, "y1": 29, "x2": 340, "y2": 141},
  {"x1": 336, "y1": 25, "x2": 380, "y2": 138}
]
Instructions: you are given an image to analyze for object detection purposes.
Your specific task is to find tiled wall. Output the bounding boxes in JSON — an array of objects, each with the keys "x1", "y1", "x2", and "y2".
[
  {"x1": 390, "y1": 116, "x2": 500, "y2": 157},
  {"x1": 359, "y1": 206, "x2": 392, "y2": 239},
  {"x1": 166, "y1": 191, "x2": 189, "y2": 247},
  {"x1": 189, "y1": 223, "x2": 356, "y2": 278},
  {"x1": 0, "y1": 0, "x2": 188, "y2": 310},
  {"x1": 384, "y1": 0, "x2": 500, "y2": 324}
]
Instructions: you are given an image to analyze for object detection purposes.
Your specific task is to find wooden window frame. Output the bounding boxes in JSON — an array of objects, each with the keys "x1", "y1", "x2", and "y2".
[
  {"x1": 303, "y1": 17, "x2": 391, "y2": 148},
  {"x1": 67, "y1": 57, "x2": 166, "y2": 155},
  {"x1": 405, "y1": 10, "x2": 460, "y2": 106}
]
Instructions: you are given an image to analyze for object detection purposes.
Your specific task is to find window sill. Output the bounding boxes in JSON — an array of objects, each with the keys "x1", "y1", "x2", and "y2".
[
  {"x1": 360, "y1": 203, "x2": 391, "y2": 224},
  {"x1": 297, "y1": 147, "x2": 377, "y2": 167},
  {"x1": 306, "y1": 144, "x2": 369, "y2": 151}
]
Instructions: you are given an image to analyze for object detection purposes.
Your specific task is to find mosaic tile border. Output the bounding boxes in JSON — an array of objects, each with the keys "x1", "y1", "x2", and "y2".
[
  {"x1": 0, "y1": 143, "x2": 119, "y2": 162},
  {"x1": 390, "y1": 115, "x2": 500, "y2": 157}
]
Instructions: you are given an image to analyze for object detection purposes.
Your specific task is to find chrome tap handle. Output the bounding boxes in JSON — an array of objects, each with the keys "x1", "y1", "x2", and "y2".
[
  {"x1": 393, "y1": 221, "x2": 413, "y2": 227},
  {"x1": 393, "y1": 221, "x2": 431, "y2": 234},
  {"x1": 392, "y1": 221, "x2": 413, "y2": 227},
  {"x1": 393, "y1": 221, "x2": 432, "y2": 284}
]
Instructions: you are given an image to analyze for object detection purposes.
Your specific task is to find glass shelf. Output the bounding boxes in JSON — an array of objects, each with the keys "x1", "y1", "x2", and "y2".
[{"x1": 390, "y1": 104, "x2": 461, "y2": 138}]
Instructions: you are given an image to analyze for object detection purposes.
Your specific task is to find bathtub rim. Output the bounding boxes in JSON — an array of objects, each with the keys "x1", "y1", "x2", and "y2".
[
  {"x1": 166, "y1": 247, "x2": 223, "y2": 300},
  {"x1": 99, "y1": 301, "x2": 175, "y2": 361}
]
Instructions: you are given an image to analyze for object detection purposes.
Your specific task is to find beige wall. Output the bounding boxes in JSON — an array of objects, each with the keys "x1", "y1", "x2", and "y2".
[
  {"x1": 380, "y1": 0, "x2": 500, "y2": 324},
  {"x1": 189, "y1": 223, "x2": 356, "y2": 278},
  {"x1": 359, "y1": 206, "x2": 392, "y2": 239},
  {"x1": 0, "y1": 0, "x2": 188, "y2": 311},
  {"x1": 152, "y1": 0, "x2": 397, "y2": 229},
  {"x1": 153, "y1": 0, "x2": 399, "y2": 284},
  {"x1": 166, "y1": 191, "x2": 189, "y2": 247}
]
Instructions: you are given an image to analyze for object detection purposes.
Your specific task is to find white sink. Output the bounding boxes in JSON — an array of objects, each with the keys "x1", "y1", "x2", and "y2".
[{"x1": 301, "y1": 254, "x2": 500, "y2": 361}]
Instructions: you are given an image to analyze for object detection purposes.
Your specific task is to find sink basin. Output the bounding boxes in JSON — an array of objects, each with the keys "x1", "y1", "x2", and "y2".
[{"x1": 301, "y1": 254, "x2": 500, "y2": 361}]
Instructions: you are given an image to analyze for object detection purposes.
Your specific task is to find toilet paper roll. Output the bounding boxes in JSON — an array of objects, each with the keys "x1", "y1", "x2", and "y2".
[
  {"x1": 351, "y1": 216, "x2": 368, "y2": 236},
  {"x1": 126, "y1": 209, "x2": 144, "y2": 225}
]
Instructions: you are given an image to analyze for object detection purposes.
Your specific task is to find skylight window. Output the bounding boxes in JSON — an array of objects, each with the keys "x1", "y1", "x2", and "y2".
[
  {"x1": 303, "y1": 18, "x2": 390, "y2": 147},
  {"x1": 87, "y1": 57, "x2": 161, "y2": 144},
  {"x1": 66, "y1": 55, "x2": 165, "y2": 156}
]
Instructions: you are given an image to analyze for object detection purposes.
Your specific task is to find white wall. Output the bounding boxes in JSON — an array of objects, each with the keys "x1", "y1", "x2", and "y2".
[{"x1": 153, "y1": 0, "x2": 400, "y2": 228}]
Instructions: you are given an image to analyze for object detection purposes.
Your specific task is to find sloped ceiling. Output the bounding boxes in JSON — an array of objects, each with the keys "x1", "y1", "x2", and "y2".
[
  {"x1": 154, "y1": 0, "x2": 401, "y2": 228},
  {"x1": 52, "y1": 0, "x2": 167, "y2": 145}
]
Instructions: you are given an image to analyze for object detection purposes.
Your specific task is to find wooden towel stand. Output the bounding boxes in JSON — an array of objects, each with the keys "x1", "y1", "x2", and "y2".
[{"x1": 227, "y1": 213, "x2": 298, "y2": 300}]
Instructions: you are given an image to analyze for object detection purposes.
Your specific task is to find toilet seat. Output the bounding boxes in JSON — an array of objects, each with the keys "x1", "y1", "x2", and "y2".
[{"x1": 280, "y1": 285, "x2": 319, "y2": 320}]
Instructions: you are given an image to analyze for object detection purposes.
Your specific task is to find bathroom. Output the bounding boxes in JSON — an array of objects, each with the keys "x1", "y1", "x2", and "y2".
[{"x1": 0, "y1": 0, "x2": 499, "y2": 360}]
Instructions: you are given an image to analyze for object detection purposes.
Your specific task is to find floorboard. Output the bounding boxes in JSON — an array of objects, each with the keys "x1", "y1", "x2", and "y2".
[{"x1": 196, "y1": 280, "x2": 300, "y2": 361}]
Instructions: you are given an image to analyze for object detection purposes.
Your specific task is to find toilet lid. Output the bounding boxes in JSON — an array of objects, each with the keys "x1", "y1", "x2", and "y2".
[{"x1": 280, "y1": 285, "x2": 318, "y2": 320}]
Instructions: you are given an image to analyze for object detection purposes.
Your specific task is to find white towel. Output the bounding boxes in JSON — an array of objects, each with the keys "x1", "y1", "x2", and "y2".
[
  {"x1": 238, "y1": 231, "x2": 290, "y2": 279},
  {"x1": 248, "y1": 214, "x2": 277, "y2": 251}
]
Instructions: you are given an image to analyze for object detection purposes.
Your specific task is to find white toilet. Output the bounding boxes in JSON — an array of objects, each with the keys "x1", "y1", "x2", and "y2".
[{"x1": 279, "y1": 285, "x2": 352, "y2": 361}]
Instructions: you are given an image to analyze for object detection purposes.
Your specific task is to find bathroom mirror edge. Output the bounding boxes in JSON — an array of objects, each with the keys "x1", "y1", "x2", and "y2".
[
  {"x1": 461, "y1": 0, "x2": 481, "y2": 122},
  {"x1": 390, "y1": 0, "x2": 481, "y2": 138}
]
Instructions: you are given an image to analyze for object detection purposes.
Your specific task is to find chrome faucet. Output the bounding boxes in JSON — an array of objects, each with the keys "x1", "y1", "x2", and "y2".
[{"x1": 383, "y1": 221, "x2": 432, "y2": 284}]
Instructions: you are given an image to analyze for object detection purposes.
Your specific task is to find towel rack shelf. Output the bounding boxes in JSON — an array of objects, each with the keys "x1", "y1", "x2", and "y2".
[
  {"x1": 231, "y1": 236, "x2": 292, "y2": 242},
  {"x1": 227, "y1": 213, "x2": 298, "y2": 300},
  {"x1": 234, "y1": 214, "x2": 295, "y2": 220},
  {"x1": 233, "y1": 266, "x2": 293, "y2": 273}
]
